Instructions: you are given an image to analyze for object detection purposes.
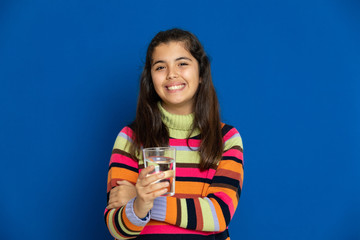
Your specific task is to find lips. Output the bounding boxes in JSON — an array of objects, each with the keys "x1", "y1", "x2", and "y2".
[{"x1": 166, "y1": 83, "x2": 185, "y2": 91}]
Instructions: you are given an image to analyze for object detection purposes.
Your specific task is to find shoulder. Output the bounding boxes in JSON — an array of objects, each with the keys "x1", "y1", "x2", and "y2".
[
  {"x1": 221, "y1": 123, "x2": 243, "y2": 151},
  {"x1": 113, "y1": 124, "x2": 136, "y2": 150},
  {"x1": 117, "y1": 125, "x2": 135, "y2": 140}
]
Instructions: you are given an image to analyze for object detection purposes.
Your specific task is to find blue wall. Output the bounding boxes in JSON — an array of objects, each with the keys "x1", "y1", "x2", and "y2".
[{"x1": 1, "y1": 0, "x2": 359, "y2": 239}]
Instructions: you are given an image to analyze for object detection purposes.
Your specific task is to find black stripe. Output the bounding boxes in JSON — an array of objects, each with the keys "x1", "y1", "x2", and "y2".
[
  {"x1": 169, "y1": 134, "x2": 201, "y2": 140},
  {"x1": 226, "y1": 145, "x2": 243, "y2": 153},
  {"x1": 221, "y1": 156, "x2": 243, "y2": 165},
  {"x1": 135, "y1": 230, "x2": 229, "y2": 240},
  {"x1": 114, "y1": 208, "x2": 133, "y2": 238},
  {"x1": 212, "y1": 176, "x2": 239, "y2": 188},
  {"x1": 237, "y1": 185, "x2": 242, "y2": 199},
  {"x1": 109, "y1": 162, "x2": 138, "y2": 173},
  {"x1": 176, "y1": 177, "x2": 211, "y2": 184},
  {"x1": 176, "y1": 198, "x2": 181, "y2": 226},
  {"x1": 189, "y1": 134, "x2": 201, "y2": 140},
  {"x1": 221, "y1": 124, "x2": 233, "y2": 137},
  {"x1": 104, "y1": 208, "x2": 110, "y2": 225},
  {"x1": 208, "y1": 193, "x2": 231, "y2": 226},
  {"x1": 186, "y1": 199, "x2": 197, "y2": 230}
]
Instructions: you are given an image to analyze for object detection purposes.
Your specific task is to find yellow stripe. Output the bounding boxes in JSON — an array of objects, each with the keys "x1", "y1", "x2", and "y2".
[
  {"x1": 117, "y1": 208, "x2": 136, "y2": 236},
  {"x1": 176, "y1": 150, "x2": 201, "y2": 164},
  {"x1": 113, "y1": 135, "x2": 131, "y2": 152},
  {"x1": 180, "y1": 198, "x2": 188, "y2": 228},
  {"x1": 107, "y1": 209, "x2": 123, "y2": 239},
  {"x1": 224, "y1": 134, "x2": 243, "y2": 150},
  {"x1": 198, "y1": 198, "x2": 215, "y2": 231}
]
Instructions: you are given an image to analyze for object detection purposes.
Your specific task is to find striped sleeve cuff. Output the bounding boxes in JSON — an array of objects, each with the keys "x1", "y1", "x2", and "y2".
[
  {"x1": 125, "y1": 197, "x2": 151, "y2": 226},
  {"x1": 151, "y1": 196, "x2": 167, "y2": 221}
]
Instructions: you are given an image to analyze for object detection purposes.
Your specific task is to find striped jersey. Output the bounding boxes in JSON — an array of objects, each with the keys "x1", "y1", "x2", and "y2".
[{"x1": 104, "y1": 103, "x2": 244, "y2": 240}]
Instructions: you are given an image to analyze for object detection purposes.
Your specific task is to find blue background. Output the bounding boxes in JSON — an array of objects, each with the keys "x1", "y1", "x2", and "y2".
[{"x1": 1, "y1": 0, "x2": 359, "y2": 239}]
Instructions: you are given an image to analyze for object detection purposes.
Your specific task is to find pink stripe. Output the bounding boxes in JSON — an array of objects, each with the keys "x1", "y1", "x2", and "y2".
[
  {"x1": 120, "y1": 126, "x2": 135, "y2": 139},
  {"x1": 223, "y1": 128, "x2": 239, "y2": 142},
  {"x1": 214, "y1": 192, "x2": 235, "y2": 216},
  {"x1": 176, "y1": 168, "x2": 216, "y2": 179},
  {"x1": 109, "y1": 154, "x2": 138, "y2": 168},
  {"x1": 141, "y1": 224, "x2": 215, "y2": 235},
  {"x1": 170, "y1": 138, "x2": 201, "y2": 147},
  {"x1": 223, "y1": 149, "x2": 243, "y2": 160}
]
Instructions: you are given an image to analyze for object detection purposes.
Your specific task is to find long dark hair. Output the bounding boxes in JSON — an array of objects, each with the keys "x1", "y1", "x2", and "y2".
[{"x1": 130, "y1": 28, "x2": 223, "y2": 170}]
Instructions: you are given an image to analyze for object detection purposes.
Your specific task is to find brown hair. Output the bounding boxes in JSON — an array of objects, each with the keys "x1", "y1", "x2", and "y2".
[{"x1": 130, "y1": 28, "x2": 223, "y2": 170}]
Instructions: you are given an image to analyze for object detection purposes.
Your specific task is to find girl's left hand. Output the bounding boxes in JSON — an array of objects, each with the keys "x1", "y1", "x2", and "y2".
[{"x1": 106, "y1": 180, "x2": 137, "y2": 209}]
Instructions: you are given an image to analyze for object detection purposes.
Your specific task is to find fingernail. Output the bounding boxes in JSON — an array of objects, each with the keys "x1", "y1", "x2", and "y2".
[{"x1": 159, "y1": 172, "x2": 165, "y2": 177}]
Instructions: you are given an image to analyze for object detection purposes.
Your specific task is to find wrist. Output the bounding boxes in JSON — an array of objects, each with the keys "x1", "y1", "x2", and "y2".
[
  {"x1": 133, "y1": 197, "x2": 150, "y2": 219},
  {"x1": 124, "y1": 197, "x2": 150, "y2": 227}
]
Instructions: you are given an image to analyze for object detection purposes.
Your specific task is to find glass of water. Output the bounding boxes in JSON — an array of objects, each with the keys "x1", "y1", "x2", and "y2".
[{"x1": 143, "y1": 147, "x2": 176, "y2": 196}]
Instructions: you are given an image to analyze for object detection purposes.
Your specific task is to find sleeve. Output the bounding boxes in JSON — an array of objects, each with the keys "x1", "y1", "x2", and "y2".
[
  {"x1": 151, "y1": 126, "x2": 244, "y2": 232},
  {"x1": 104, "y1": 126, "x2": 148, "y2": 239}
]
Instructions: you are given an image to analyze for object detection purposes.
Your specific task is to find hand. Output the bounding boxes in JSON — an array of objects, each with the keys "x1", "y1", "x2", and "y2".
[
  {"x1": 133, "y1": 165, "x2": 169, "y2": 218},
  {"x1": 106, "y1": 180, "x2": 137, "y2": 209}
]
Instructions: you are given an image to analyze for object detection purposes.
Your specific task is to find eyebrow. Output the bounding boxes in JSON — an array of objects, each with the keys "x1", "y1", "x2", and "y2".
[{"x1": 152, "y1": 57, "x2": 192, "y2": 66}]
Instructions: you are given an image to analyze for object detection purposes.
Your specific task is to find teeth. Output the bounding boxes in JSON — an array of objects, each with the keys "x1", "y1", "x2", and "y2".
[{"x1": 168, "y1": 84, "x2": 184, "y2": 90}]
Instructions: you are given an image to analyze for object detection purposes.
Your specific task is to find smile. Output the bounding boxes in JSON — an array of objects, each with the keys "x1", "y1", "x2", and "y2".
[{"x1": 166, "y1": 84, "x2": 185, "y2": 91}]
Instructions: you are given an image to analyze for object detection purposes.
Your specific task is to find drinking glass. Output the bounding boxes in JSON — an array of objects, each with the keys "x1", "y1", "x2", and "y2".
[{"x1": 143, "y1": 147, "x2": 176, "y2": 196}]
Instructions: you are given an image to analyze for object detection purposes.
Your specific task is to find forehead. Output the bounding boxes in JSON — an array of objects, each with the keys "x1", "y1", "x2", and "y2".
[{"x1": 152, "y1": 41, "x2": 193, "y2": 60}]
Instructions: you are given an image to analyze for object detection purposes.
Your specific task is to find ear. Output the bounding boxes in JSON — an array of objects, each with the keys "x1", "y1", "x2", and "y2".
[{"x1": 199, "y1": 77, "x2": 202, "y2": 84}]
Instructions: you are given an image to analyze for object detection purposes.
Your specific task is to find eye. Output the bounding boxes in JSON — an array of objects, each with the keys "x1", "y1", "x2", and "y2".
[
  {"x1": 179, "y1": 62, "x2": 189, "y2": 67},
  {"x1": 155, "y1": 66, "x2": 165, "y2": 71}
]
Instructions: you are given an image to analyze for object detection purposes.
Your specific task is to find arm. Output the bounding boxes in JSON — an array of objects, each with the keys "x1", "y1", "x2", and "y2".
[
  {"x1": 104, "y1": 127, "x2": 145, "y2": 239},
  {"x1": 151, "y1": 127, "x2": 244, "y2": 232},
  {"x1": 104, "y1": 127, "x2": 168, "y2": 239}
]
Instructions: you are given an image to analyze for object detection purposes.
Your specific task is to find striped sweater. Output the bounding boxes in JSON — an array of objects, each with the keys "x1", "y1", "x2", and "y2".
[{"x1": 104, "y1": 104, "x2": 244, "y2": 240}]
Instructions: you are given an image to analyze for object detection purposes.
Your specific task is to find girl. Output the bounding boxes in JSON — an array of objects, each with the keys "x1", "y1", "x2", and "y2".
[{"x1": 104, "y1": 28, "x2": 244, "y2": 240}]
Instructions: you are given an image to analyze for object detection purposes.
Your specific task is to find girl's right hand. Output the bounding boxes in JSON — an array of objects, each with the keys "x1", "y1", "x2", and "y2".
[{"x1": 133, "y1": 165, "x2": 169, "y2": 218}]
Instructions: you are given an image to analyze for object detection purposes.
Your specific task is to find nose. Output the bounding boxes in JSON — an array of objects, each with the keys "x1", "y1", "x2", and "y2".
[{"x1": 166, "y1": 66, "x2": 178, "y2": 80}]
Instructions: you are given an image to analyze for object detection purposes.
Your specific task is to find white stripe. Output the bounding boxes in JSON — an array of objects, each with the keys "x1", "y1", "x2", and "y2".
[{"x1": 205, "y1": 197, "x2": 220, "y2": 231}]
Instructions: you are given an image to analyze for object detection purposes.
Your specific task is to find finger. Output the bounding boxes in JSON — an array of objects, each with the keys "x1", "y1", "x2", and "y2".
[
  {"x1": 149, "y1": 187, "x2": 168, "y2": 199},
  {"x1": 142, "y1": 181, "x2": 169, "y2": 196},
  {"x1": 107, "y1": 198, "x2": 116, "y2": 206},
  {"x1": 162, "y1": 169, "x2": 175, "y2": 179},
  {"x1": 140, "y1": 171, "x2": 165, "y2": 187},
  {"x1": 110, "y1": 186, "x2": 119, "y2": 193},
  {"x1": 106, "y1": 203, "x2": 118, "y2": 209},
  {"x1": 138, "y1": 165, "x2": 156, "y2": 180}
]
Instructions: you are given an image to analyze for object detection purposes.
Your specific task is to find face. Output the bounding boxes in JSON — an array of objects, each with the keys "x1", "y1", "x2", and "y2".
[{"x1": 151, "y1": 41, "x2": 201, "y2": 115}]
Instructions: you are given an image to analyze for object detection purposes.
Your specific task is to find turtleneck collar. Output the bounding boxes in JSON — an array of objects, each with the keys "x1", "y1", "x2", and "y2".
[{"x1": 157, "y1": 102, "x2": 195, "y2": 131}]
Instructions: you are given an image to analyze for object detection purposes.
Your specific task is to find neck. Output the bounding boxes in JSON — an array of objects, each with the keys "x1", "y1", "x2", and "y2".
[{"x1": 161, "y1": 102, "x2": 194, "y2": 115}]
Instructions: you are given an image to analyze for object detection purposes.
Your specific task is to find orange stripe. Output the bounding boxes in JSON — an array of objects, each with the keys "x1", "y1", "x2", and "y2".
[
  {"x1": 175, "y1": 182, "x2": 205, "y2": 194},
  {"x1": 108, "y1": 168, "x2": 138, "y2": 184},
  {"x1": 146, "y1": 220, "x2": 170, "y2": 226},
  {"x1": 164, "y1": 197, "x2": 177, "y2": 225},
  {"x1": 217, "y1": 161, "x2": 243, "y2": 172},
  {"x1": 121, "y1": 207, "x2": 143, "y2": 232}
]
